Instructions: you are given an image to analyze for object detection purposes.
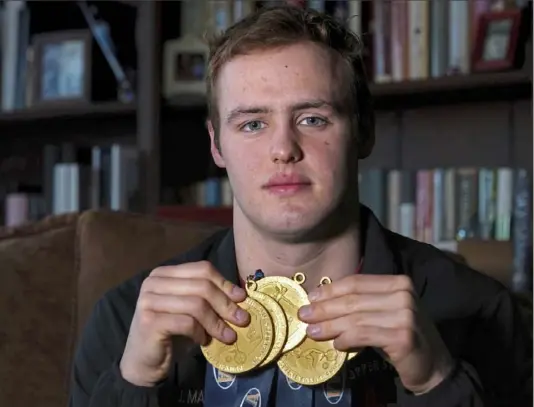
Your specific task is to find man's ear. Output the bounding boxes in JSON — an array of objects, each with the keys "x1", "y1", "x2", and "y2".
[{"x1": 207, "y1": 119, "x2": 226, "y2": 168}]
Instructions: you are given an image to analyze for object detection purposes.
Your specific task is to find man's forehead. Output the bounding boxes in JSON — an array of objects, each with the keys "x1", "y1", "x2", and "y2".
[{"x1": 220, "y1": 62, "x2": 344, "y2": 105}]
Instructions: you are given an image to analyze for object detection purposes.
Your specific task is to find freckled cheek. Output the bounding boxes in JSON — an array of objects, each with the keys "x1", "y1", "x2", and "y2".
[
  {"x1": 225, "y1": 150, "x2": 263, "y2": 183},
  {"x1": 306, "y1": 143, "x2": 338, "y2": 171},
  {"x1": 308, "y1": 150, "x2": 345, "y2": 189}
]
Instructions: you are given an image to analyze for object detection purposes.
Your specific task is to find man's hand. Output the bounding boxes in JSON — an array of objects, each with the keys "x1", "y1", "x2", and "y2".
[
  {"x1": 120, "y1": 261, "x2": 250, "y2": 388},
  {"x1": 297, "y1": 274, "x2": 454, "y2": 395}
]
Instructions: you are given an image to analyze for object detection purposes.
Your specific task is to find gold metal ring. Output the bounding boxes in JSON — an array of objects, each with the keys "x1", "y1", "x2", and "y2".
[
  {"x1": 293, "y1": 272, "x2": 306, "y2": 284},
  {"x1": 319, "y1": 276, "x2": 332, "y2": 286},
  {"x1": 246, "y1": 279, "x2": 258, "y2": 291}
]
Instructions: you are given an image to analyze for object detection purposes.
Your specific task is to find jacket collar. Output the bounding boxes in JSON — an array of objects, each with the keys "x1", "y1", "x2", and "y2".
[{"x1": 213, "y1": 204, "x2": 400, "y2": 283}]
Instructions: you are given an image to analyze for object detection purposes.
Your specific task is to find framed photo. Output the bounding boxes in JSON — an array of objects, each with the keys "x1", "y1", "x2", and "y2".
[
  {"x1": 32, "y1": 30, "x2": 92, "y2": 107},
  {"x1": 472, "y1": 10, "x2": 522, "y2": 72},
  {"x1": 162, "y1": 35, "x2": 209, "y2": 99}
]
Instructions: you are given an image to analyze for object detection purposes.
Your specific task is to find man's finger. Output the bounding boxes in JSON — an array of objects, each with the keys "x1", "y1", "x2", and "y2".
[
  {"x1": 150, "y1": 261, "x2": 246, "y2": 302},
  {"x1": 143, "y1": 295, "x2": 239, "y2": 345},
  {"x1": 305, "y1": 309, "x2": 417, "y2": 342},
  {"x1": 140, "y1": 279, "x2": 250, "y2": 328},
  {"x1": 298, "y1": 291, "x2": 415, "y2": 323},
  {"x1": 332, "y1": 325, "x2": 400, "y2": 352},
  {"x1": 154, "y1": 313, "x2": 209, "y2": 346},
  {"x1": 308, "y1": 274, "x2": 415, "y2": 301}
]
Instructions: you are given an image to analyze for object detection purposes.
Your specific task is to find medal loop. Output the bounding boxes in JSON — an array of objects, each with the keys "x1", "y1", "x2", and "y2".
[{"x1": 293, "y1": 272, "x2": 306, "y2": 285}]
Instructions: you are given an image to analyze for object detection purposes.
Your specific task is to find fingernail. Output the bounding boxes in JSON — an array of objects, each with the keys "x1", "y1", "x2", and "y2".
[
  {"x1": 223, "y1": 327, "x2": 236, "y2": 342},
  {"x1": 308, "y1": 291, "x2": 320, "y2": 302},
  {"x1": 232, "y1": 285, "x2": 245, "y2": 297},
  {"x1": 307, "y1": 325, "x2": 321, "y2": 336},
  {"x1": 299, "y1": 305, "x2": 312, "y2": 318},
  {"x1": 234, "y1": 307, "x2": 248, "y2": 322}
]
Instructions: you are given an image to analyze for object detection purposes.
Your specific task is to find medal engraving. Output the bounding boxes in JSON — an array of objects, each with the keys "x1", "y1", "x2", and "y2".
[
  {"x1": 201, "y1": 297, "x2": 274, "y2": 374},
  {"x1": 277, "y1": 336, "x2": 347, "y2": 386},
  {"x1": 255, "y1": 275, "x2": 309, "y2": 352},
  {"x1": 246, "y1": 280, "x2": 288, "y2": 367}
]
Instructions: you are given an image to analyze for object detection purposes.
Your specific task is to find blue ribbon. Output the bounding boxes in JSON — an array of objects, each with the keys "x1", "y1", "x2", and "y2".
[
  {"x1": 275, "y1": 369, "x2": 313, "y2": 407},
  {"x1": 204, "y1": 362, "x2": 351, "y2": 407},
  {"x1": 204, "y1": 363, "x2": 276, "y2": 407}
]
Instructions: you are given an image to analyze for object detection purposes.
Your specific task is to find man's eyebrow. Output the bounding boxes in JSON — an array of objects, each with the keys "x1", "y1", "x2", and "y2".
[
  {"x1": 291, "y1": 99, "x2": 338, "y2": 111},
  {"x1": 225, "y1": 106, "x2": 271, "y2": 123},
  {"x1": 225, "y1": 99, "x2": 338, "y2": 123}
]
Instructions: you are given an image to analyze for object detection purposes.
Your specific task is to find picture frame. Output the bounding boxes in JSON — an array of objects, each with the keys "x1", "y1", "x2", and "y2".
[
  {"x1": 472, "y1": 10, "x2": 522, "y2": 72},
  {"x1": 162, "y1": 34, "x2": 209, "y2": 99},
  {"x1": 31, "y1": 29, "x2": 92, "y2": 108}
]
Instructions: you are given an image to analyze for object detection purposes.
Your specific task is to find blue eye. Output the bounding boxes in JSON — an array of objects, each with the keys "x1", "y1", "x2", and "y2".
[
  {"x1": 300, "y1": 116, "x2": 327, "y2": 126},
  {"x1": 242, "y1": 121, "x2": 266, "y2": 132}
]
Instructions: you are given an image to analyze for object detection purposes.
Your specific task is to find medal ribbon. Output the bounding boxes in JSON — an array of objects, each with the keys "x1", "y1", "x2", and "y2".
[
  {"x1": 204, "y1": 363, "x2": 352, "y2": 407},
  {"x1": 204, "y1": 362, "x2": 276, "y2": 407},
  {"x1": 275, "y1": 369, "x2": 313, "y2": 407},
  {"x1": 275, "y1": 365, "x2": 351, "y2": 407}
]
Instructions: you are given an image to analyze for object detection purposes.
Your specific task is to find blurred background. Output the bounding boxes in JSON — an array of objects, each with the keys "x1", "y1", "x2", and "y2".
[
  {"x1": 0, "y1": 1, "x2": 532, "y2": 405},
  {"x1": 0, "y1": 0, "x2": 532, "y2": 287}
]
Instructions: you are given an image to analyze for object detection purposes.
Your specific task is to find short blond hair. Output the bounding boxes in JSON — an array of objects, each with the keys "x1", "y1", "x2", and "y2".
[{"x1": 206, "y1": 5, "x2": 374, "y2": 150}]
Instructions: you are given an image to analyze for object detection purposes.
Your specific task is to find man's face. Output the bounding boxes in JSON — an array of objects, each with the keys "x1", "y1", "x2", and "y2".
[{"x1": 209, "y1": 41, "x2": 359, "y2": 239}]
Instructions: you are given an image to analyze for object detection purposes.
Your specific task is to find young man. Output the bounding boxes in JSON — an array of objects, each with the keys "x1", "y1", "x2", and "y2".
[{"x1": 69, "y1": 5, "x2": 532, "y2": 407}]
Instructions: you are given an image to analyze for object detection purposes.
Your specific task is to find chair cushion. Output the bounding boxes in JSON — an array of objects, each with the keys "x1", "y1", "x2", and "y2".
[
  {"x1": 0, "y1": 213, "x2": 79, "y2": 407},
  {"x1": 76, "y1": 210, "x2": 223, "y2": 337}
]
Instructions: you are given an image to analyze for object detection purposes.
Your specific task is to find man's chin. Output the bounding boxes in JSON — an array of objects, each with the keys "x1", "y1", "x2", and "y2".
[
  {"x1": 259, "y1": 214, "x2": 326, "y2": 243},
  {"x1": 236, "y1": 202, "x2": 342, "y2": 242}
]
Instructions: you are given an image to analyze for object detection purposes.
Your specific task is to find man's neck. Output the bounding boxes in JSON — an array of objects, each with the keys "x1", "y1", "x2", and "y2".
[{"x1": 233, "y1": 209, "x2": 362, "y2": 292}]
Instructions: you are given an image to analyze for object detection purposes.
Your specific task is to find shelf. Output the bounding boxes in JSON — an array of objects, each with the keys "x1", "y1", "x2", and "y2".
[
  {"x1": 0, "y1": 71, "x2": 529, "y2": 140},
  {"x1": 370, "y1": 70, "x2": 532, "y2": 110},
  {"x1": 436, "y1": 239, "x2": 513, "y2": 287},
  {"x1": 157, "y1": 206, "x2": 233, "y2": 227},
  {"x1": 163, "y1": 71, "x2": 531, "y2": 115},
  {"x1": 0, "y1": 101, "x2": 135, "y2": 123},
  {"x1": 0, "y1": 101, "x2": 137, "y2": 139}
]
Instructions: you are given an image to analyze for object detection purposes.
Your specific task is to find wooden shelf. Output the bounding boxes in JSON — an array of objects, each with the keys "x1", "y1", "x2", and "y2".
[
  {"x1": 0, "y1": 71, "x2": 529, "y2": 139},
  {"x1": 0, "y1": 101, "x2": 137, "y2": 139},
  {"x1": 162, "y1": 71, "x2": 531, "y2": 115},
  {"x1": 0, "y1": 101, "x2": 135, "y2": 123},
  {"x1": 370, "y1": 70, "x2": 532, "y2": 110},
  {"x1": 437, "y1": 239, "x2": 514, "y2": 287},
  {"x1": 157, "y1": 206, "x2": 233, "y2": 227}
]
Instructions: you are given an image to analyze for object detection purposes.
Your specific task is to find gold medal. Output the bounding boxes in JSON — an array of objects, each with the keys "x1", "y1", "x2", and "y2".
[
  {"x1": 201, "y1": 296, "x2": 274, "y2": 374},
  {"x1": 277, "y1": 336, "x2": 347, "y2": 385},
  {"x1": 254, "y1": 272, "x2": 309, "y2": 353},
  {"x1": 246, "y1": 279, "x2": 288, "y2": 367},
  {"x1": 276, "y1": 274, "x2": 350, "y2": 385}
]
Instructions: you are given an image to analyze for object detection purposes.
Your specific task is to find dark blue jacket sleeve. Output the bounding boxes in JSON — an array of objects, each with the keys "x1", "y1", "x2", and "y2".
[
  {"x1": 68, "y1": 288, "x2": 163, "y2": 407},
  {"x1": 398, "y1": 289, "x2": 532, "y2": 407}
]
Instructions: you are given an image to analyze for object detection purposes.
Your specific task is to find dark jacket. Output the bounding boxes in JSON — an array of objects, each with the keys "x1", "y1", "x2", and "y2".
[{"x1": 68, "y1": 207, "x2": 532, "y2": 407}]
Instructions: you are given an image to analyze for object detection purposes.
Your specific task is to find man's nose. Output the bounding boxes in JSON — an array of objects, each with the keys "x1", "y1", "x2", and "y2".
[{"x1": 269, "y1": 124, "x2": 304, "y2": 164}]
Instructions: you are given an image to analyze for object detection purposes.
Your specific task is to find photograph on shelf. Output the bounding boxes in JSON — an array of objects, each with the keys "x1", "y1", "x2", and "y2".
[
  {"x1": 472, "y1": 9, "x2": 523, "y2": 72},
  {"x1": 31, "y1": 29, "x2": 93, "y2": 107},
  {"x1": 162, "y1": 35, "x2": 209, "y2": 100}
]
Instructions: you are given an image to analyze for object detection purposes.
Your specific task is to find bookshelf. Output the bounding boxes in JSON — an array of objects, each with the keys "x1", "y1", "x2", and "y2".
[
  {"x1": 0, "y1": 70, "x2": 530, "y2": 139},
  {"x1": 157, "y1": 205, "x2": 233, "y2": 227},
  {"x1": 160, "y1": 70, "x2": 532, "y2": 113},
  {"x1": 369, "y1": 70, "x2": 532, "y2": 110},
  {"x1": 0, "y1": 100, "x2": 135, "y2": 123},
  {"x1": 0, "y1": 1, "x2": 532, "y2": 292},
  {"x1": 0, "y1": 101, "x2": 137, "y2": 140}
]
